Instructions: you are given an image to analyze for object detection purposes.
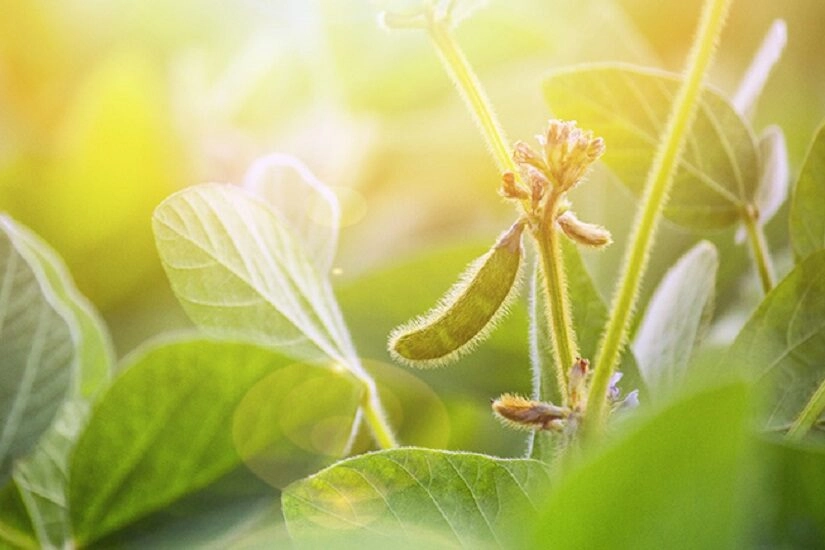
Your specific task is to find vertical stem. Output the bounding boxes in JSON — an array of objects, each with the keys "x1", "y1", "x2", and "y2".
[
  {"x1": 423, "y1": 8, "x2": 575, "y2": 411},
  {"x1": 426, "y1": 15, "x2": 516, "y2": 175},
  {"x1": 585, "y1": 0, "x2": 733, "y2": 437},
  {"x1": 533, "y1": 214, "x2": 577, "y2": 406},
  {"x1": 743, "y1": 207, "x2": 775, "y2": 294}
]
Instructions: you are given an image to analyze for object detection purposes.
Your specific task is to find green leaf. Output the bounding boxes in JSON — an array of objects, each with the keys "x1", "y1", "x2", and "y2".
[
  {"x1": 153, "y1": 183, "x2": 357, "y2": 368},
  {"x1": 0, "y1": 217, "x2": 112, "y2": 548},
  {"x1": 12, "y1": 400, "x2": 86, "y2": 549},
  {"x1": 727, "y1": 249, "x2": 825, "y2": 431},
  {"x1": 543, "y1": 64, "x2": 759, "y2": 231},
  {"x1": 790, "y1": 121, "x2": 825, "y2": 259},
  {"x1": 242, "y1": 153, "x2": 341, "y2": 275},
  {"x1": 633, "y1": 241, "x2": 717, "y2": 392},
  {"x1": 533, "y1": 380, "x2": 752, "y2": 548},
  {"x1": 68, "y1": 338, "x2": 363, "y2": 546},
  {"x1": 0, "y1": 218, "x2": 75, "y2": 484},
  {"x1": 752, "y1": 438, "x2": 825, "y2": 547},
  {"x1": 282, "y1": 448, "x2": 550, "y2": 548},
  {"x1": 6, "y1": 219, "x2": 113, "y2": 398},
  {"x1": 0, "y1": 482, "x2": 38, "y2": 549}
]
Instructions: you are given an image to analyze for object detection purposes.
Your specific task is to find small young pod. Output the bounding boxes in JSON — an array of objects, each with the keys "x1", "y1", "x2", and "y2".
[
  {"x1": 388, "y1": 220, "x2": 525, "y2": 367},
  {"x1": 557, "y1": 211, "x2": 612, "y2": 248},
  {"x1": 491, "y1": 393, "x2": 570, "y2": 432}
]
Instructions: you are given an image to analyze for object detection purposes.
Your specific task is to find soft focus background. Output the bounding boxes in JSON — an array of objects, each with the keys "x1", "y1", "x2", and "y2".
[{"x1": 2, "y1": 0, "x2": 824, "y2": 456}]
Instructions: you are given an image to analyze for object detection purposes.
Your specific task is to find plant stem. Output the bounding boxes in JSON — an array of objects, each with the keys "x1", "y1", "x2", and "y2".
[
  {"x1": 533, "y1": 203, "x2": 577, "y2": 405},
  {"x1": 742, "y1": 207, "x2": 775, "y2": 293},
  {"x1": 425, "y1": 12, "x2": 515, "y2": 175},
  {"x1": 786, "y1": 377, "x2": 825, "y2": 441},
  {"x1": 362, "y1": 380, "x2": 398, "y2": 449},
  {"x1": 585, "y1": 0, "x2": 733, "y2": 437}
]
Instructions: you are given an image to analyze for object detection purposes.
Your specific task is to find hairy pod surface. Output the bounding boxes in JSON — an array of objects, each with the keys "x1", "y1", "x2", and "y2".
[{"x1": 388, "y1": 220, "x2": 525, "y2": 367}]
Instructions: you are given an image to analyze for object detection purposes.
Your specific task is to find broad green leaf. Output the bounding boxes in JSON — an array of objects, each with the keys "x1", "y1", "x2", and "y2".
[
  {"x1": 242, "y1": 153, "x2": 340, "y2": 274},
  {"x1": 68, "y1": 339, "x2": 363, "y2": 546},
  {"x1": 12, "y1": 400, "x2": 86, "y2": 549},
  {"x1": 790, "y1": 121, "x2": 825, "y2": 259},
  {"x1": 543, "y1": 64, "x2": 759, "y2": 231},
  {"x1": 529, "y1": 240, "x2": 644, "y2": 458},
  {"x1": 0, "y1": 217, "x2": 112, "y2": 548},
  {"x1": 727, "y1": 249, "x2": 825, "y2": 431},
  {"x1": 153, "y1": 183, "x2": 357, "y2": 368},
  {"x1": 6, "y1": 218, "x2": 113, "y2": 398},
  {"x1": 534, "y1": 380, "x2": 751, "y2": 548},
  {"x1": 0, "y1": 219, "x2": 74, "y2": 484},
  {"x1": 633, "y1": 241, "x2": 717, "y2": 392},
  {"x1": 751, "y1": 437, "x2": 825, "y2": 547},
  {"x1": 282, "y1": 448, "x2": 550, "y2": 548}
]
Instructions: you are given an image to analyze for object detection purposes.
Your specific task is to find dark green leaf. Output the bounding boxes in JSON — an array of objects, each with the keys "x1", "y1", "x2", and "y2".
[
  {"x1": 543, "y1": 64, "x2": 759, "y2": 231},
  {"x1": 283, "y1": 448, "x2": 550, "y2": 548},
  {"x1": 750, "y1": 437, "x2": 825, "y2": 547},
  {"x1": 533, "y1": 380, "x2": 752, "y2": 548},
  {"x1": 790, "y1": 121, "x2": 825, "y2": 259},
  {"x1": 68, "y1": 339, "x2": 363, "y2": 546},
  {"x1": 727, "y1": 249, "x2": 825, "y2": 430}
]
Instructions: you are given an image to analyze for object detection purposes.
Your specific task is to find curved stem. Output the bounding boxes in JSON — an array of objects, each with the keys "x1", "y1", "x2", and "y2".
[
  {"x1": 743, "y1": 208, "x2": 775, "y2": 294},
  {"x1": 585, "y1": 0, "x2": 733, "y2": 437},
  {"x1": 426, "y1": 14, "x2": 515, "y2": 175}
]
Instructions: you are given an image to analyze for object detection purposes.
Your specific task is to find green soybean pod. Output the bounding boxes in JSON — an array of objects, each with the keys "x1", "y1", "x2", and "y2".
[{"x1": 388, "y1": 220, "x2": 525, "y2": 367}]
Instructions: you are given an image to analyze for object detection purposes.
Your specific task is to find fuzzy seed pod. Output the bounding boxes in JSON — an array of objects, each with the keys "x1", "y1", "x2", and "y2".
[
  {"x1": 388, "y1": 220, "x2": 525, "y2": 367},
  {"x1": 557, "y1": 211, "x2": 612, "y2": 248}
]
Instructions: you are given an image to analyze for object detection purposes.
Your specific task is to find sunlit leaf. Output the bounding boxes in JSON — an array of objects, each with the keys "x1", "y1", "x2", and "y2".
[
  {"x1": 12, "y1": 400, "x2": 86, "y2": 549},
  {"x1": 0, "y1": 218, "x2": 74, "y2": 484},
  {"x1": 282, "y1": 448, "x2": 550, "y2": 548},
  {"x1": 8, "y1": 221, "x2": 113, "y2": 398},
  {"x1": 0, "y1": 217, "x2": 112, "y2": 548},
  {"x1": 153, "y1": 183, "x2": 356, "y2": 366},
  {"x1": 242, "y1": 153, "x2": 340, "y2": 274},
  {"x1": 543, "y1": 64, "x2": 759, "y2": 231},
  {"x1": 68, "y1": 338, "x2": 363, "y2": 546},
  {"x1": 790, "y1": 121, "x2": 825, "y2": 260},
  {"x1": 533, "y1": 380, "x2": 751, "y2": 548},
  {"x1": 727, "y1": 249, "x2": 825, "y2": 430},
  {"x1": 633, "y1": 241, "x2": 717, "y2": 392}
]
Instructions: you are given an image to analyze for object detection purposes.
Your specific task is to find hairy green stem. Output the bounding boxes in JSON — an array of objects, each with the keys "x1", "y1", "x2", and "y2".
[
  {"x1": 362, "y1": 380, "x2": 398, "y2": 449},
  {"x1": 786, "y1": 378, "x2": 825, "y2": 441},
  {"x1": 743, "y1": 207, "x2": 775, "y2": 293},
  {"x1": 533, "y1": 208, "x2": 577, "y2": 406},
  {"x1": 585, "y1": 0, "x2": 733, "y2": 437},
  {"x1": 425, "y1": 12, "x2": 515, "y2": 175},
  {"x1": 423, "y1": 8, "x2": 575, "y2": 411}
]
